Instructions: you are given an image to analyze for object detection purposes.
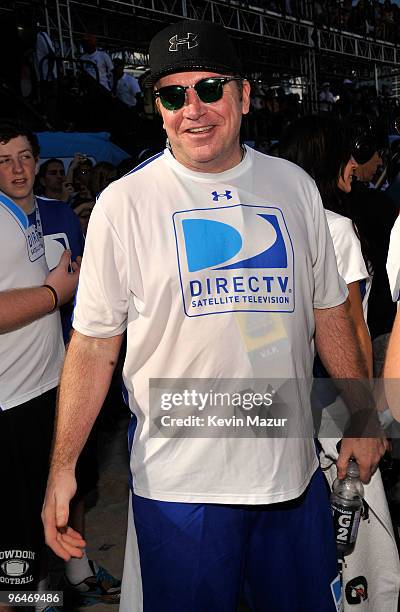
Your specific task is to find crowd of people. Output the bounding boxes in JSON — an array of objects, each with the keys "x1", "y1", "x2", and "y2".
[
  {"x1": 35, "y1": 154, "x2": 120, "y2": 234},
  {"x1": 8, "y1": 8, "x2": 400, "y2": 155},
  {"x1": 0, "y1": 123, "x2": 126, "y2": 610},
  {"x1": 2, "y1": 14, "x2": 400, "y2": 612},
  {"x1": 247, "y1": 77, "x2": 400, "y2": 144},
  {"x1": 313, "y1": 0, "x2": 400, "y2": 42},
  {"x1": 244, "y1": 0, "x2": 400, "y2": 44},
  {"x1": 219, "y1": 0, "x2": 400, "y2": 45},
  {"x1": 32, "y1": 31, "x2": 143, "y2": 134}
]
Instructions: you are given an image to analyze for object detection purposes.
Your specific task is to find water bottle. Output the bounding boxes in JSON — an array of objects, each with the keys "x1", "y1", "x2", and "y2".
[{"x1": 331, "y1": 458, "x2": 364, "y2": 556}]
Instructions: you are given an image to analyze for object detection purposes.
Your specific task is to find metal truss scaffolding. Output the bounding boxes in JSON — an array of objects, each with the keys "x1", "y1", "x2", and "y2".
[
  {"x1": 301, "y1": 49, "x2": 317, "y2": 113},
  {"x1": 4, "y1": 0, "x2": 400, "y2": 107}
]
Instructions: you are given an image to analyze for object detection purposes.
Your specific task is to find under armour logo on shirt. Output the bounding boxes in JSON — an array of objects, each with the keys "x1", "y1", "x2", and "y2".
[
  {"x1": 212, "y1": 190, "x2": 232, "y2": 201},
  {"x1": 169, "y1": 33, "x2": 198, "y2": 52}
]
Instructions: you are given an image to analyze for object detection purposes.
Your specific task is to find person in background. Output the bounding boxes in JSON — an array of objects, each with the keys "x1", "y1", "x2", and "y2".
[
  {"x1": 319, "y1": 82, "x2": 335, "y2": 112},
  {"x1": 113, "y1": 58, "x2": 142, "y2": 108},
  {"x1": 33, "y1": 147, "x2": 122, "y2": 604},
  {"x1": 35, "y1": 29, "x2": 58, "y2": 125},
  {"x1": 66, "y1": 154, "x2": 94, "y2": 209},
  {"x1": 80, "y1": 34, "x2": 113, "y2": 91},
  {"x1": 70, "y1": 161, "x2": 118, "y2": 235},
  {"x1": 346, "y1": 121, "x2": 397, "y2": 363},
  {"x1": 0, "y1": 123, "x2": 120, "y2": 607},
  {"x1": 72, "y1": 200, "x2": 95, "y2": 235},
  {"x1": 35, "y1": 29, "x2": 57, "y2": 84},
  {"x1": 0, "y1": 123, "x2": 80, "y2": 608},
  {"x1": 354, "y1": 149, "x2": 383, "y2": 187},
  {"x1": 280, "y1": 115, "x2": 372, "y2": 375},
  {"x1": 280, "y1": 115, "x2": 400, "y2": 611},
  {"x1": 39, "y1": 189, "x2": 122, "y2": 605},
  {"x1": 36, "y1": 157, "x2": 69, "y2": 202},
  {"x1": 89, "y1": 161, "x2": 117, "y2": 197}
]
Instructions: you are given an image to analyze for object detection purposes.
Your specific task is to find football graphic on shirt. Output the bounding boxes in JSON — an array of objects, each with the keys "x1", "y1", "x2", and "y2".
[{"x1": 1, "y1": 559, "x2": 29, "y2": 576}]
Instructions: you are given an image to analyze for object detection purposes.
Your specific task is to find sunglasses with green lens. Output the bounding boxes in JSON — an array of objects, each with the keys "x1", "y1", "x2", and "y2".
[{"x1": 154, "y1": 76, "x2": 243, "y2": 111}]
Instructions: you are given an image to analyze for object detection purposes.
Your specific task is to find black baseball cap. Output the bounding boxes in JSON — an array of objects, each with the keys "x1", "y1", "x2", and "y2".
[{"x1": 149, "y1": 19, "x2": 242, "y2": 85}]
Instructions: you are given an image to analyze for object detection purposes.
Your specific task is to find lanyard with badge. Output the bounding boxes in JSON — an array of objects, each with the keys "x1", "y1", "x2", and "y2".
[{"x1": 26, "y1": 198, "x2": 45, "y2": 261}]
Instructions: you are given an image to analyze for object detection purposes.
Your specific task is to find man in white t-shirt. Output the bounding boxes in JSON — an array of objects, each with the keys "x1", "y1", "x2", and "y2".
[
  {"x1": 319, "y1": 82, "x2": 335, "y2": 112},
  {"x1": 80, "y1": 34, "x2": 113, "y2": 91},
  {"x1": 42, "y1": 20, "x2": 386, "y2": 612},
  {"x1": 0, "y1": 124, "x2": 80, "y2": 594},
  {"x1": 113, "y1": 58, "x2": 141, "y2": 108},
  {"x1": 35, "y1": 30, "x2": 58, "y2": 125},
  {"x1": 35, "y1": 31, "x2": 57, "y2": 83}
]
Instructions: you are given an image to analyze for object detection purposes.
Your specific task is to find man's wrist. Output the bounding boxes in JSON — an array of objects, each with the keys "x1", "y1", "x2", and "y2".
[
  {"x1": 43, "y1": 284, "x2": 59, "y2": 313},
  {"x1": 343, "y1": 409, "x2": 383, "y2": 438},
  {"x1": 48, "y1": 465, "x2": 76, "y2": 482}
]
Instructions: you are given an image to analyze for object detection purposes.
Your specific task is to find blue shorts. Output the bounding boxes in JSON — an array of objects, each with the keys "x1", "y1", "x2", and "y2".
[{"x1": 132, "y1": 468, "x2": 341, "y2": 612}]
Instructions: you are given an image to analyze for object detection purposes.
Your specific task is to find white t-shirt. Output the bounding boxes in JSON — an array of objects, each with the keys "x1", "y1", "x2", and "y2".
[
  {"x1": 115, "y1": 73, "x2": 141, "y2": 107},
  {"x1": 35, "y1": 31, "x2": 57, "y2": 81},
  {"x1": 319, "y1": 90, "x2": 335, "y2": 112},
  {"x1": 73, "y1": 146, "x2": 347, "y2": 505},
  {"x1": 80, "y1": 50, "x2": 113, "y2": 90},
  {"x1": 0, "y1": 194, "x2": 64, "y2": 410},
  {"x1": 325, "y1": 209, "x2": 371, "y2": 320},
  {"x1": 387, "y1": 214, "x2": 400, "y2": 301}
]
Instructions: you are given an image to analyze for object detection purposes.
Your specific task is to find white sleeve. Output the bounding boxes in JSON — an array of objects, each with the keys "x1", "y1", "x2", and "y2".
[
  {"x1": 73, "y1": 200, "x2": 132, "y2": 338},
  {"x1": 35, "y1": 33, "x2": 49, "y2": 79},
  {"x1": 132, "y1": 77, "x2": 141, "y2": 95},
  {"x1": 387, "y1": 214, "x2": 400, "y2": 301},
  {"x1": 36, "y1": 33, "x2": 47, "y2": 61},
  {"x1": 311, "y1": 191, "x2": 349, "y2": 309},
  {"x1": 327, "y1": 215, "x2": 369, "y2": 286},
  {"x1": 105, "y1": 52, "x2": 114, "y2": 74},
  {"x1": 125, "y1": 75, "x2": 140, "y2": 97}
]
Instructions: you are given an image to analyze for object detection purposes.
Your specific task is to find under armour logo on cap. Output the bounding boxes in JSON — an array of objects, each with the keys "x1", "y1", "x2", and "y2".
[
  {"x1": 149, "y1": 19, "x2": 242, "y2": 84},
  {"x1": 169, "y1": 33, "x2": 198, "y2": 52}
]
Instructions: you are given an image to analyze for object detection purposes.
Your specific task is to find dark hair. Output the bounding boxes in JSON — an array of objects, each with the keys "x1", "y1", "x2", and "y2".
[
  {"x1": 117, "y1": 156, "x2": 139, "y2": 177},
  {"x1": 113, "y1": 58, "x2": 125, "y2": 68},
  {"x1": 279, "y1": 114, "x2": 352, "y2": 213},
  {"x1": 89, "y1": 161, "x2": 117, "y2": 196},
  {"x1": 72, "y1": 157, "x2": 93, "y2": 185},
  {"x1": 37, "y1": 158, "x2": 64, "y2": 179},
  {"x1": 0, "y1": 123, "x2": 40, "y2": 158},
  {"x1": 279, "y1": 114, "x2": 372, "y2": 272}
]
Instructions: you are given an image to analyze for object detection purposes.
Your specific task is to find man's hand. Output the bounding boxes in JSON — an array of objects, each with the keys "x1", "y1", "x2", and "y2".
[
  {"x1": 68, "y1": 153, "x2": 89, "y2": 172},
  {"x1": 45, "y1": 250, "x2": 81, "y2": 306},
  {"x1": 61, "y1": 179, "x2": 74, "y2": 202},
  {"x1": 73, "y1": 201, "x2": 94, "y2": 217},
  {"x1": 337, "y1": 437, "x2": 388, "y2": 483},
  {"x1": 42, "y1": 469, "x2": 86, "y2": 561}
]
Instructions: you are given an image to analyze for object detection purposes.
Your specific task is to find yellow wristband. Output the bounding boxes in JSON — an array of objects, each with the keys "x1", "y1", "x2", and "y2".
[{"x1": 43, "y1": 284, "x2": 59, "y2": 313}]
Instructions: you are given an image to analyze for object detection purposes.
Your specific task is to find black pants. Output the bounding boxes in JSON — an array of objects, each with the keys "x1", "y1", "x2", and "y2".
[{"x1": 0, "y1": 388, "x2": 56, "y2": 590}]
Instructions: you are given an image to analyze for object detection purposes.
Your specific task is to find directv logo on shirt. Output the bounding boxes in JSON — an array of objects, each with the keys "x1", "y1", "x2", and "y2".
[{"x1": 173, "y1": 205, "x2": 295, "y2": 317}]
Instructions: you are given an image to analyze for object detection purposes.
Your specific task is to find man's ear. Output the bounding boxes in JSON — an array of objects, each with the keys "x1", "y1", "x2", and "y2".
[
  {"x1": 155, "y1": 97, "x2": 162, "y2": 115},
  {"x1": 241, "y1": 80, "x2": 251, "y2": 116},
  {"x1": 154, "y1": 98, "x2": 166, "y2": 129},
  {"x1": 35, "y1": 159, "x2": 40, "y2": 177}
]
